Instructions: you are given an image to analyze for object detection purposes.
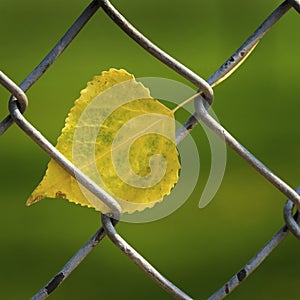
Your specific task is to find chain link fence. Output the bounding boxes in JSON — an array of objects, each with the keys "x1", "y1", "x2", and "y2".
[{"x1": 1, "y1": 0, "x2": 300, "y2": 299}]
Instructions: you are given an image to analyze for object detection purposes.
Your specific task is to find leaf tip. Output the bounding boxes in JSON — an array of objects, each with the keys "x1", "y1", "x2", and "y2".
[{"x1": 26, "y1": 194, "x2": 45, "y2": 206}]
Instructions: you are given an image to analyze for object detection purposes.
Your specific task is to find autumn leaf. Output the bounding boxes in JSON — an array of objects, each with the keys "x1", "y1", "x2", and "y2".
[{"x1": 28, "y1": 69, "x2": 180, "y2": 214}]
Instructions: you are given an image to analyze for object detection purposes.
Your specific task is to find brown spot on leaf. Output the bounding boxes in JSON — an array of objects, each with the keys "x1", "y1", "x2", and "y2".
[{"x1": 55, "y1": 191, "x2": 66, "y2": 199}]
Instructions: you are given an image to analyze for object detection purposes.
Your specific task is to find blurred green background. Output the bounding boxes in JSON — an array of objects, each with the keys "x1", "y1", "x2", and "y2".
[{"x1": 1, "y1": 0, "x2": 300, "y2": 299}]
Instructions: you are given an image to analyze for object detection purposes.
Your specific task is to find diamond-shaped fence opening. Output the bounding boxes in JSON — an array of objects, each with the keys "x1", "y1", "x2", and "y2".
[{"x1": 0, "y1": 1, "x2": 299, "y2": 299}]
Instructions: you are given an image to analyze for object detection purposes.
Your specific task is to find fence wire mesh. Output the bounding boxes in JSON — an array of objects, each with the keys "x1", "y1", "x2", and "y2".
[{"x1": 1, "y1": 0, "x2": 300, "y2": 299}]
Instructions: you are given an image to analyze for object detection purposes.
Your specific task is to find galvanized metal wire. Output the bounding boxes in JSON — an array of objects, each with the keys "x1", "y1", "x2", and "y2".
[{"x1": 1, "y1": 0, "x2": 300, "y2": 299}]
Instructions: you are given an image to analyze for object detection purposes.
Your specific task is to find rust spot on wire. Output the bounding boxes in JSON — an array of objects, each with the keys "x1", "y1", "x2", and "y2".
[
  {"x1": 237, "y1": 269, "x2": 247, "y2": 282},
  {"x1": 46, "y1": 273, "x2": 65, "y2": 294},
  {"x1": 225, "y1": 284, "x2": 230, "y2": 294}
]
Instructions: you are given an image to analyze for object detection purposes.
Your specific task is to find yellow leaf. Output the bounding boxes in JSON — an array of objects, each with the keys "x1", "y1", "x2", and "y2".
[{"x1": 28, "y1": 69, "x2": 180, "y2": 214}]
